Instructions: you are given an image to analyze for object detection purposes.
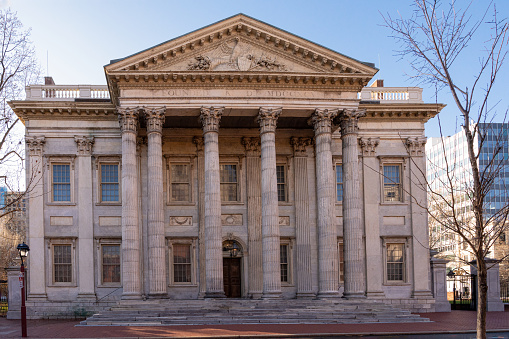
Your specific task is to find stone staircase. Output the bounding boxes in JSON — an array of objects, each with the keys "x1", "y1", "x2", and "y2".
[{"x1": 80, "y1": 299, "x2": 430, "y2": 326}]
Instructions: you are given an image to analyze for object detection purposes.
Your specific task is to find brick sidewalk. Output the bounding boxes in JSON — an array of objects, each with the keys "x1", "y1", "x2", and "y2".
[{"x1": 0, "y1": 310, "x2": 508, "y2": 338}]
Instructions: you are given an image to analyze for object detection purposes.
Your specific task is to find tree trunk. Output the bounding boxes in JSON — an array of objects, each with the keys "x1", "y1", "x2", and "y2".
[{"x1": 476, "y1": 259, "x2": 488, "y2": 339}]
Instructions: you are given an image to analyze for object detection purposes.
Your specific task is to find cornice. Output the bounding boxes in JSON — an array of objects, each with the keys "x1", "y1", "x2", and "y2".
[
  {"x1": 359, "y1": 103, "x2": 445, "y2": 122},
  {"x1": 9, "y1": 101, "x2": 116, "y2": 123}
]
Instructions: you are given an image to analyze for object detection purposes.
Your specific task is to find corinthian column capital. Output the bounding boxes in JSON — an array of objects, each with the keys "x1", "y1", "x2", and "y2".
[
  {"x1": 359, "y1": 137, "x2": 380, "y2": 157},
  {"x1": 337, "y1": 109, "x2": 366, "y2": 137},
  {"x1": 242, "y1": 137, "x2": 261, "y2": 156},
  {"x1": 145, "y1": 107, "x2": 166, "y2": 134},
  {"x1": 257, "y1": 107, "x2": 282, "y2": 134},
  {"x1": 74, "y1": 136, "x2": 94, "y2": 156},
  {"x1": 26, "y1": 136, "x2": 46, "y2": 156},
  {"x1": 200, "y1": 106, "x2": 224, "y2": 133},
  {"x1": 193, "y1": 136, "x2": 204, "y2": 154},
  {"x1": 405, "y1": 137, "x2": 427, "y2": 156},
  {"x1": 290, "y1": 137, "x2": 313, "y2": 156},
  {"x1": 308, "y1": 108, "x2": 339, "y2": 136},
  {"x1": 118, "y1": 107, "x2": 139, "y2": 134}
]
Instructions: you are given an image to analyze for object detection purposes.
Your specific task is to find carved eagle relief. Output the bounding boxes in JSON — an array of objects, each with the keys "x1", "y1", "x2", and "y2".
[{"x1": 186, "y1": 38, "x2": 288, "y2": 72}]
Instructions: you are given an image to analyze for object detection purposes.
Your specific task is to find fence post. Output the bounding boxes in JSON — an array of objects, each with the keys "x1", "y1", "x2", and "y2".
[
  {"x1": 470, "y1": 259, "x2": 504, "y2": 312},
  {"x1": 431, "y1": 257, "x2": 451, "y2": 312},
  {"x1": 6, "y1": 266, "x2": 21, "y2": 319}
]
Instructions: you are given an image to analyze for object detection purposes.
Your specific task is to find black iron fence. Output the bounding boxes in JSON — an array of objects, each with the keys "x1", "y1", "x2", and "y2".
[
  {"x1": 502, "y1": 283, "x2": 509, "y2": 303},
  {"x1": 447, "y1": 272, "x2": 477, "y2": 310},
  {"x1": 0, "y1": 281, "x2": 7, "y2": 316}
]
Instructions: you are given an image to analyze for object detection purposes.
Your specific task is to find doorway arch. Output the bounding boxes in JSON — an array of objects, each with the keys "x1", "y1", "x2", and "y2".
[{"x1": 222, "y1": 239, "x2": 243, "y2": 298}]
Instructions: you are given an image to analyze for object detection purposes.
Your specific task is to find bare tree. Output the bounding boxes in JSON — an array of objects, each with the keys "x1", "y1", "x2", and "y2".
[
  {"x1": 384, "y1": 1, "x2": 508, "y2": 338},
  {"x1": 0, "y1": 9, "x2": 41, "y2": 275}
]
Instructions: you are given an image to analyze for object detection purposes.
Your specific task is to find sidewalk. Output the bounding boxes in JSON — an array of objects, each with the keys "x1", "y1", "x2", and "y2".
[{"x1": 0, "y1": 309, "x2": 508, "y2": 338}]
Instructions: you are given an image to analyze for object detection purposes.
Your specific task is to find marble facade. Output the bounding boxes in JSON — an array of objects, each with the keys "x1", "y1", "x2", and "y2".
[{"x1": 11, "y1": 15, "x2": 444, "y2": 317}]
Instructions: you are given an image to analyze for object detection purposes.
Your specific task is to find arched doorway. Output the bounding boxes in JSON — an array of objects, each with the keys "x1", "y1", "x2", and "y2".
[{"x1": 222, "y1": 239, "x2": 243, "y2": 298}]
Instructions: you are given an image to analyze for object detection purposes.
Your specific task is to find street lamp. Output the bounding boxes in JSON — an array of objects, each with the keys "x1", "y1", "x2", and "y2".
[{"x1": 17, "y1": 242, "x2": 29, "y2": 338}]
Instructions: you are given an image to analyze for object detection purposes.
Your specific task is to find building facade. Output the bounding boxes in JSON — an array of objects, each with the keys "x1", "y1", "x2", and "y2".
[
  {"x1": 426, "y1": 124, "x2": 509, "y2": 281},
  {"x1": 11, "y1": 15, "x2": 443, "y2": 317}
]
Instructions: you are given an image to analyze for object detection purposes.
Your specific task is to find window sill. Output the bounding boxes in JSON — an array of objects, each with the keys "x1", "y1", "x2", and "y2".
[
  {"x1": 97, "y1": 283, "x2": 122, "y2": 288},
  {"x1": 380, "y1": 201, "x2": 409, "y2": 206},
  {"x1": 48, "y1": 283, "x2": 77, "y2": 287},
  {"x1": 167, "y1": 202, "x2": 196, "y2": 206},
  {"x1": 47, "y1": 202, "x2": 76, "y2": 206},
  {"x1": 96, "y1": 202, "x2": 121, "y2": 206},
  {"x1": 221, "y1": 201, "x2": 244, "y2": 206},
  {"x1": 278, "y1": 202, "x2": 293, "y2": 206},
  {"x1": 383, "y1": 282, "x2": 411, "y2": 286},
  {"x1": 168, "y1": 284, "x2": 197, "y2": 287}
]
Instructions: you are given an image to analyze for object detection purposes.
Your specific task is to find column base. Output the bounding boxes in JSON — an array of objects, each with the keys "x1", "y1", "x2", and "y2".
[
  {"x1": 205, "y1": 291, "x2": 226, "y2": 298},
  {"x1": 250, "y1": 292, "x2": 263, "y2": 299},
  {"x1": 342, "y1": 292, "x2": 366, "y2": 299},
  {"x1": 317, "y1": 291, "x2": 340, "y2": 299},
  {"x1": 262, "y1": 292, "x2": 281, "y2": 299}
]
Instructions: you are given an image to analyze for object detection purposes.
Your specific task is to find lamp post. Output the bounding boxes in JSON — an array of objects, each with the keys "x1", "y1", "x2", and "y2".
[{"x1": 17, "y1": 242, "x2": 29, "y2": 338}]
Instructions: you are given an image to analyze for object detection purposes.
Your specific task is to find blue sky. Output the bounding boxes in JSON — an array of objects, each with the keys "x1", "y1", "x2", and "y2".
[{"x1": 6, "y1": 0, "x2": 509, "y2": 138}]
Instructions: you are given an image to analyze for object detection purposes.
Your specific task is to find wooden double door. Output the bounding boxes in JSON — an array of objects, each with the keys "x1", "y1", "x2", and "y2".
[{"x1": 223, "y1": 258, "x2": 241, "y2": 298}]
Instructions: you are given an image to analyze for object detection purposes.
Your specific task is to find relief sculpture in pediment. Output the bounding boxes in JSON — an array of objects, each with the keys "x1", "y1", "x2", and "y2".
[{"x1": 187, "y1": 38, "x2": 287, "y2": 72}]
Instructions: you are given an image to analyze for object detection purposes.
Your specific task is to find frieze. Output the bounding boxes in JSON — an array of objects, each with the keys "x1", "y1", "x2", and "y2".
[
  {"x1": 142, "y1": 89, "x2": 343, "y2": 100},
  {"x1": 222, "y1": 214, "x2": 243, "y2": 226},
  {"x1": 169, "y1": 216, "x2": 193, "y2": 226}
]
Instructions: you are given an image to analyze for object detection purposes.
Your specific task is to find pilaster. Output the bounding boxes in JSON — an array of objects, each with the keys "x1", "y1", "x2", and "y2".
[
  {"x1": 193, "y1": 136, "x2": 207, "y2": 298},
  {"x1": 25, "y1": 136, "x2": 46, "y2": 299},
  {"x1": 338, "y1": 109, "x2": 366, "y2": 298},
  {"x1": 242, "y1": 137, "x2": 263, "y2": 299},
  {"x1": 291, "y1": 137, "x2": 315, "y2": 298},
  {"x1": 257, "y1": 107, "x2": 282, "y2": 298},
  {"x1": 118, "y1": 107, "x2": 142, "y2": 299},
  {"x1": 309, "y1": 108, "x2": 340, "y2": 298},
  {"x1": 359, "y1": 137, "x2": 384, "y2": 299},
  {"x1": 75, "y1": 136, "x2": 96, "y2": 300},
  {"x1": 145, "y1": 107, "x2": 167, "y2": 296},
  {"x1": 200, "y1": 106, "x2": 225, "y2": 298}
]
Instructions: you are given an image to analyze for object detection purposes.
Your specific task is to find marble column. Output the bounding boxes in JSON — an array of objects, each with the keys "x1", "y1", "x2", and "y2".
[
  {"x1": 25, "y1": 136, "x2": 46, "y2": 300},
  {"x1": 242, "y1": 137, "x2": 263, "y2": 299},
  {"x1": 257, "y1": 107, "x2": 282, "y2": 299},
  {"x1": 338, "y1": 109, "x2": 366, "y2": 298},
  {"x1": 118, "y1": 107, "x2": 142, "y2": 300},
  {"x1": 359, "y1": 137, "x2": 385, "y2": 298},
  {"x1": 406, "y1": 137, "x2": 434, "y2": 299},
  {"x1": 145, "y1": 107, "x2": 166, "y2": 297},
  {"x1": 193, "y1": 137, "x2": 207, "y2": 298},
  {"x1": 291, "y1": 137, "x2": 315, "y2": 298},
  {"x1": 309, "y1": 109, "x2": 339, "y2": 298},
  {"x1": 200, "y1": 106, "x2": 225, "y2": 298},
  {"x1": 75, "y1": 136, "x2": 96, "y2": 300}
]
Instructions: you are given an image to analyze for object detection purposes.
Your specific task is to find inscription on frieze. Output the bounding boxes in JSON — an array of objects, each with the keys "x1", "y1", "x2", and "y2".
[{"x1": 136, "y1": 89, "x2": 343, "y2": 100}]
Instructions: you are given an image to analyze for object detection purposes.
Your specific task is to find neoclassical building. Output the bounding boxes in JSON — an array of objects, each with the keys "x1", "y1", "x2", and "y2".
[{"x1": 11, "y1": 14, "x2": 444, "y2": 317}]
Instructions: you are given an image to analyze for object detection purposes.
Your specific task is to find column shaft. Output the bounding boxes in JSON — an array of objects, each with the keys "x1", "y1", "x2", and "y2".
[
  {"x1": 119, "y1": 108, "x2": 142, "y2": 299},
  {"x1": 291, "y1": 137, "x2": 315, "y2": 297},
  {"x1": 310, "y1": 109, "x2": 339, "y2": 297},
  {"x1": 340, "y1": 109, "x2": 366, "y2": 298},
  {"x1": 258, "y1": 108, "x2": 282, "y2": 299},
  {"x1": 194, "y1": 137, "x2": 207, "y2": 297},
  {"x1": 243, "y1": 137, "x2": 263, "y2": 299},
  {"x1": 201, "y1": 107, "x2": 225, "y2": 298},
  {"x1": 146, "y1": 107, "x2": 166, "y2": 296}
]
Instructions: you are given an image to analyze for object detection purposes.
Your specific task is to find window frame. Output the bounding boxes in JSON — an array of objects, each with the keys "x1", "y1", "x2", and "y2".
[
  {"x1": 379, "y1": 157, "x2": 407, "y2": 204},
  {"x1": 337, "y1": 238, "x2": 344, "y2": 284},
  {"x1": 279, "y1": 238, "x2": 294, "y2": 286},
  {"x1": 96, "y1": 157, "x2": 121, "y2": 205},
  {"x1": 276, "y1": 163, "x2": 288, "y2": 203},
  {"x1": 168, "y1": 238, "x2": 197, "y2": 286},
  {"x1": 165, "y1": 156, "x2": 195, "y2": 206},
  {"x1": 219, "y1": 156, "x2": 242, "y2": 204},
  {"x1": 48, "y1": 238, "x2": 76, "y2": 286},
  {"x1": 97, "y1": 239, "x2": 122, "y2": 287},
  {"x1": 335, "y1": 162, "x2": 344, "y2": 204},
  {"x1": 47, "y1": 156, "x2": 75, "y2": 204},
  {"x1": 382, "y1": 237, "x2": 409, "y2": 285}
]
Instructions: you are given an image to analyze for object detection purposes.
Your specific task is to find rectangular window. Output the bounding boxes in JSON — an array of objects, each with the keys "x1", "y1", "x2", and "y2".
[
  {"x1": 102, "y1": 244, "x2": 121, "y2": 283},
  {"x1": 336, "y1": 164, "x2": 343, "y2": 202},
  {"x1": 383, "y1": 165, "x2": 402, "y2": 202},
  {"x1": 386, "y1": 243, "x2": 404, "y2": 281},
  {"x1": 276, "y1": 165, "x2": 286, "y2": 202},
  {"x1": 53, "y1": 164, "x2": 71, "y2": 202},
  {"x1": 173, "y1": 244, "x2": 192, "y2": 283},
  {"x1": 280, "y1": 244, "x2": 289, "y2": 283},
  {"x1": 220, "y1": 164, "x2": 238, "y2": 202},
  {"x1": 100, "y1": 164, "x2": 119, "y2": 202},
  {"x1": 53, "y1": 244, "x2": 72, "y2": 283},
  {"x1": 170, "y1": 164, "x2": 191, "y2": 202}
]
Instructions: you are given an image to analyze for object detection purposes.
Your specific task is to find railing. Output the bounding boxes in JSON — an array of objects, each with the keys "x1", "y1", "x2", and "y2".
[
  {"x1": 25, "y1": 85, "x2": 110, "y2": 101},
  {"x1": 359, "y1": 87, "x2": 423, "y2": 103},
  {"x1": 502, "y1": 283, "x2": 509, "y2": 303}
]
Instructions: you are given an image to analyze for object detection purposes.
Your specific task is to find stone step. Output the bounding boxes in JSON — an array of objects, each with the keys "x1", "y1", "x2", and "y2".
[{"x1": 80, "y1": 299, "x2": 429, "y2": 326}]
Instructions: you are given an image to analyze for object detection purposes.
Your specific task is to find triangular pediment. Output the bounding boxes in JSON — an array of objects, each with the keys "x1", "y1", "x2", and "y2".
[{"x1": 105, "y1": 14, "x2": 377, "y2": 77}]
